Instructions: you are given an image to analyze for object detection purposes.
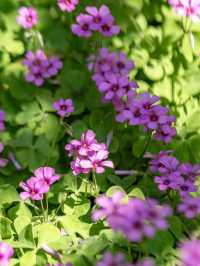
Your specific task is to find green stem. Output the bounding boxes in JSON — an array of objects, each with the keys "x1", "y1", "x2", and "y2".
[
  {"x1": 40, "y1": 200, "x2": 46, "y2": 222},
  {"x1": 92, "y1": 171, "x2": 98, "y2": 195},
  {"x1": 46, "y1": 194, "x2": 49, "y2": 222}
]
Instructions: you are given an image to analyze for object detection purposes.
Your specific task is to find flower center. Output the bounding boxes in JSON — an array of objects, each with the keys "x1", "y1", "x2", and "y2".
[
  {"x1": 82, "y1": 23, "x2": 89, "y2": 31},
  {"x1": 101, "y1": 24, "x2": 110, "y2": 32}
]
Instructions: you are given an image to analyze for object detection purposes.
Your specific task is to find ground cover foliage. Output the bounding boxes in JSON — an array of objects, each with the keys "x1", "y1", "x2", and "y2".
[{"x1": 1, "y1": 0, "x2": 200, "y2": 265}]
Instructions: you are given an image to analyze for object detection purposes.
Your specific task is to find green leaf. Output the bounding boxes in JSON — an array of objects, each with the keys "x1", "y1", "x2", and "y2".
[
  {"x1": 14, "y1": 216, "x2": 31, "y2": 235},
  {"x1": 141, "y1": 230, "x2": 174, "y2": 255},
  {"x1": 0, "y1": 184, "x2": 19, "y2": 204},
  {"x1": 106, "y1": 186, "x2": 127, "y2": 197},
  {"x1": 36, "y1": 223, "x2": 60, "y2": 247},
  {"x1": 128, "y1": 187, "x2": 145, "y2": 199},
  {"x1": 168, "y1": 216, "x2": 184, "y2": 240},
  {"x1": 63, "y1": 194, "x2": 91, "y2": 217},
  {"x1": 59, "y1": 214, "x2": 91, "y2": 239},
  {"x1": 107, "y1": 175, "x2": 123, "y2": 186},
  {"x1": 20, "y1": 251, "x2": 36, "y2": 266},
  {"x1": 79, "y1": 235, "x2": 108, "y2": 258},
  {"x1": 18, "y1": 224, "x2": 35, "y2": 249},
  {"x1": 144, "y1": 59, "x2": 164, "y2": 81},
  {"x1": 0, "y1": 217, "x2": 13, "y2": 239},
  {"x1": 181, "y1": 34, "x2": 193, "y2": 62}
]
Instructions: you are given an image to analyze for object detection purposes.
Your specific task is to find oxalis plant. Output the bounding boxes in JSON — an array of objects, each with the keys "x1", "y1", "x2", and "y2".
[{"x1": 1, "y1": 0, "x2": 200, "y2": 265}]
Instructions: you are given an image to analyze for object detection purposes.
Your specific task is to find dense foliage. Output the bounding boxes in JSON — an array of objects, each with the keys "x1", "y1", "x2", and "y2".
[{"x1": 1, "y1": 0, "x2": 200, "y2": 265}]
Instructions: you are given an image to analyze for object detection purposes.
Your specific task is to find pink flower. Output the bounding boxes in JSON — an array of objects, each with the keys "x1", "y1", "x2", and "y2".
[
  {"x1": 19, "y1": 177, "x2": 49, "y2": 201},
  {"x1": 168, "y1": 0, "x2": 200, "y2": 21},
  {"x1": 0, "y1": 242, "x2": 14, "y2": 266},
  {"x1": 66, "y1": 130, "x2": 114, "y2": 175},
  {"x1": 58, "y1": 0, "x2": 79, "y2": 12},
  {"x1": 65, "y1": 130, "x2": 99, "y2": 157},
  {"x1": 34, "y1": 167, "x2": 60, "y2": 186},
  {"x1": 16, "y1": 7, "x2": 38, "y2": 29},
  {"x1": 80, "y1": 149, "x2": 114, "y2": 174},
  {"x1": 19, "y1": 167, "x2": 60, "y2": 201}
]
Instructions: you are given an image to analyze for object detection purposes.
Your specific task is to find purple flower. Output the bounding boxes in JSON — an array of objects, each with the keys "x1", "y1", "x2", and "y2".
[
  {"x1": 98, "y1": 73, "x2": 131, "y2": 101},
  {"x1": 86, "y1": 5, "x2": 113, "y2": 31},
  {"x1": 153, "y1": 123, "x2": 177, "y2": 144},
  {"x1": 179, "y1": 163, "x2": 200, "y2": 182},
  {"x1": 154, "y1": 173, "x2": 181, "y2": 191},
  {"x1": 19, "y1": 177, "x2": 49, "y2": 201},
  {"x1": 113, "y1": 52, "x2": 135, "y2": 75},
  {"x1": 72, "y1": 5, "x2": 120, "y2": 38},
  {"x1": 34, "y1": 167, "x2": 60, "y2": 186},
  {"x1": 178, "y1": 179, "x2": 197, "y2": 196},
  {"x1": 168, "y1": 0, "x2": 200, "y2": 22},
  {"x1": 179, "y1": 239, "x2": 200, "y2": 266},
  {"x1": 53, "y1": 99, "x2": 74, "y2": 118},
  {"x1": 96, "y1": 252, "x2": 133, "y2": 266},
  {"x1": 46, "y1": 56, "x2": 63, "y2": 77},
  {"x1": 134, "y1": 258, "x2": 155, "y2": 266},
  {"x1": 58, "y1": 0, "x2": 79, "y2": 12},
  {"x1": 88, "y1": 48, "x2": 115, "y2": 73},
  {"x1": 16, "y1": 7, "x2": 38, "y2": 29},
  {"x1": 0, "y1": 143, "x2": 8, "y2": 168},
  {"x1": 92, "y1": 192, "x2": 125, "y2": 221},
  {"x1": 178, "y1": 196, "x2": 200, "y2": 218},
  {"x1": 156, "y1": 155, "x2": 180, "y2": 175},
  {"x1": 143, "y1": 105, "x2": 169, "y2": 130},
  {"x1": 93, "y1": 194, "x2": 172, "y2": 242},
  {"x1": 0, "y1": 242, "x2": 14, "y2": 266},
  {"x1": 88, "y1": 48, "x2": 176, "y2": 144},
  {"x1": 23, "y1": 50, "x2": 49, "y2": 86},
  {"x1": 99, "y1": 17, "x2": 120, "y2": 37},
  {"x1": 23, "y1": 50, "x2": 63, "y2": 87},
  {"x1": 0, "y1": 110, "x2": 5, "y2": 132},
  {"x1": 144, "y1": 150, "x2": 173, "y2": 173},
  {"x1": 71, "y1": 14, "x2": 93, "y2": 37}
]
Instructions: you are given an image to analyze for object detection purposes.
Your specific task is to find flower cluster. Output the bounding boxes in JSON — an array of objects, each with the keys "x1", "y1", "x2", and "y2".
[
  {"x1": 88, "y1": 48, "x2": 176, "y2": 143},
  {"x1": 0, "y1": 110, "x2": 5, "y2": 132},
  {"x1": 179, "y1": 239, "x2": 200, "y2": 266},
  {"x1": 23, "y1": 50, "x2": 63, "y2": 86},
  {"x1": 178, "y1": 196, "x2": 200, "y2": 218},
  {"x1": 93, "y1": 192, "x2": 172, "y2": 242},
  {"x1": 65, "y1": 130, "x2": 114, "y2": 175},
  {"x1": 88, "y1": 48, "x2": 136, "y2": 102},
  {"x1": 72, "y1": 5, "x2": 120, "y2": 38},
  {"x1": 168, "y1": 0, "x2": 200, "y2": 22},
  {"x1": 19, "y1": 167, "x2": 60, "y2": 201},
  {"x1": 0, "y1": 143, "x2": 8, "y2": 168},
  {"x1": 96, "y1": 252, "x2": 154, "y2": 266},
  {"x1": 146, "y1": 151, "x2": 200, "y2": 194},
  {"x1": 58, "y1": 0, "x2": 79, "y2": 12},
  {"x1": 53, "y1": 99, "x2": 74, "y2": 118},
  {"x1": 146, "y1": 151, "x2": 200, "y2": 218},
  {"x1": 0, "y1": 242, "x2": 14, "y2": 266},
  {"x1": 16, "y1": 7, "x2": 38, "y2": 29}
]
